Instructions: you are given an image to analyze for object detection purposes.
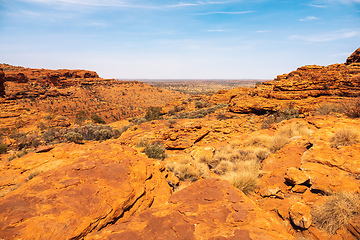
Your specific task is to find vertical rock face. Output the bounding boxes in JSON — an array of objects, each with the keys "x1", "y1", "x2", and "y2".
[
  {"x1": 346, "y1": 47, "x2": 360, "y2": 65},
  {"x1": 0, "y1": 69, "x2": 4, "y2": 96}
]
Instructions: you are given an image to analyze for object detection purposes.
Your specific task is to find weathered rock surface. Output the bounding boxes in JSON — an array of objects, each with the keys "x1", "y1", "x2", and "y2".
[
  {"x1": 210, "y1": 47, "x2": 360, "y2": 114},
  {"x1": 346, "y1": 47, "x2": 360, "y2": 65},
  {"x1": 0, "y1": 140, "x2": 173, "y2": 239},
  {"x1": 289, "y1": 202, "x2": 312, "y2": 229},
  {"x1": 86, "y1": 178, "x2": 295, "y2": 240}
]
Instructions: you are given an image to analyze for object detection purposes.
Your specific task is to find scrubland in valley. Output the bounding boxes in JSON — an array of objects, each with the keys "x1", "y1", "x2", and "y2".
[{"x1": 1, "y1": 47, "x2": 360, "y2": 239}]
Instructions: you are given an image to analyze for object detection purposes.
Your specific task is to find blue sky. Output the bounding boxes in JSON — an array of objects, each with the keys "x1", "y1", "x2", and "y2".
[{"x1": 0, "y1": 0, "x2": 359, "y2": 79}]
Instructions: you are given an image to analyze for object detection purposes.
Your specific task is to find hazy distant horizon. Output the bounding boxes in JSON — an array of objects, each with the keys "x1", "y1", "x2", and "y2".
[{"x1": 1, "y1": 0, "x2": 359, "y2": 79}]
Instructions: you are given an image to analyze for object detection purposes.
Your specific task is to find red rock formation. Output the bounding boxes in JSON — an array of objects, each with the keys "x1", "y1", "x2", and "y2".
[
  {"x1": 86, "y1": 178, "x2": 295, "y2": 239},
  {"x1": 346, "y1": 47, "x2": 360, "y2": 65},
  {"x1": 0, "y1": 141, "x2": 172, "y2": 239},
  {"x1": 210, "y1": 47, "x2": 360, "y2": 114},
  {"x1": 0, "y1": 69, "x2": 4, "y2": 96}
]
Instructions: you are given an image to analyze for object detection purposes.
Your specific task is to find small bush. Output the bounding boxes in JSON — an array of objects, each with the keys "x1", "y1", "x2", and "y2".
[
  {"x1": 131, "y1": 117, "x2": 147, "y2": 125},
  {"x1": 144, "y1": 142, "x2": 166, "y2": 160},
  {"x1": 0, "y1": 142, "x2": 7, "y2": 154},
  {"x1": 90, "y1": 114, "x2": 106, "y2": 124},
  {"x1": 44, "y1": 114, "x2": 54, "y2": 120},
  {"x1": 27, "y1": 170, "x2": 42, "y2": 181},
  {"x1": 7, "y1": 154, "x2": 17, "y2": 161},
  {"x1": 16, "y1": 149, "x2": 29, "y2": 158},
  {"x1": 65, "y1": 132, "x2": 83, "y2": 143},
  {"x1": 315, "y1": 103, "x2": 343, "y2": 116},
  {"x1": 121, "y1": 125, "x2": 130, "y2": 133},
  {"x1": 312, "y1": 192, "x2": 360, "y2": 235},
  {"x1": 330, "y1": 128, "x2": 359, "y2": 148},
  {"x1": 261, "y1": 104, "x2": 300, "y2": 129},
  {"x1": 167, "y1": 119, "x2": 177, "y2": 128},
  {"x1": 145, "y1": 107, "x2": 164, "y2": 121},
  {"x1": 75, "y1": 110, "x2": 88, "y2": 125},
  {"x1": 343, "y1": 98, "x2": 360, "y2": 118},
  {"x1": 172, "y1": 163, "x2": 200, "y2": 182},
  {"x1": 216, "y1": 111, "x2": 228, "y2": 120},
  {"x1": 195, "y1": 100, "x2": 211, "y2": 109}
]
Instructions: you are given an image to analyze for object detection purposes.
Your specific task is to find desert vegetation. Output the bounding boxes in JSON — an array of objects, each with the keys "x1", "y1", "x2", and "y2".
[
  {"x1": 330, "y1": 128, "x2": 359, "y2": 148},
  {"x1": 144, "y1": 142, "x2": 167, "y2": 160},
  {"x1": 261, "y1": 104, "x2": 300, "y2": 129},
  {"x1": 312, "y1": 192, "x2": 360, "y2": 235}
]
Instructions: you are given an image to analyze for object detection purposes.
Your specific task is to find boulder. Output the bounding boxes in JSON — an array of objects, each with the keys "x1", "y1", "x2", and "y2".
[
  {"x1": 289, "y1": 202, "x2": 312, "y2": 229},
  {"x1": 284, "y1": 167, "x2": 309, "y2": 185}
]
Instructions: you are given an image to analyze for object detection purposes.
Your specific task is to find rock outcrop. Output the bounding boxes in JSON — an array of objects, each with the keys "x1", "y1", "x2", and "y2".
[
  {"x1": 0, "y1": 69, "x2": 4, "y2": 96},
  {"x1": 210, "y1": 47, "x2": 360, "y2": 114},
  {"x1": 0, "y1": 140, "x2": 173, "y2": 239},
  {"x1": 346, "y1": 47, "x2": 360, "y2": 65},
  {"x1": 85, "y1": 178, "x2": 295, "y2": 240}
]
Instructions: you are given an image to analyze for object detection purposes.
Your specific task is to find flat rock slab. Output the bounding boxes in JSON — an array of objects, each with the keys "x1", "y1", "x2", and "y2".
[
  {"x1": 86, "y1": 178, "x2": 295, "y2": 240},
  {"x1": 0, "y1": 141, "x2": 171, "y2": 240}
]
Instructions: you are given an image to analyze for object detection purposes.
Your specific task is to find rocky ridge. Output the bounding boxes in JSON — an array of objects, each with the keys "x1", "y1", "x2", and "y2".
[
  {"x1": 209, "y1": 47, "x2": 360, "y2": 114},
  {"x1": 1, "y1": 48, "x2": 360, "y2": 239}
]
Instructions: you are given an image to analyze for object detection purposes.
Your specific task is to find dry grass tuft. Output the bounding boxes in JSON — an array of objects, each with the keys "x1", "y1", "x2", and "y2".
[
  {"x1": 277, "y1": 123, "x2": 313, "y2": 138},
  {"x1": 221, "y1": 160, "x2": 259, "y2": 195},
  {"x1": 194, "y1": 162, "x2": 211, "y2": 179},
  {"x1": 246, "y1": 135, "x2": 272, "y2": 148},
  {"x1": 167, "y1": 162, "x2": 200, "y2": 182},
  {"x1": 330, "y1": 128, "x2": 359, "y2": 148},
  {"x1": 268, "y1": 135, "x2": 290, "y2": 153},
  {"x1": 312, "y1": 192, "x2": 360, "y2": 235},
  {"x1": 214, "y1": 161, "x2": 236, "y2": 175},
  {"x1": 253, "y1": 148, "x2": 271, "y2": 162}
]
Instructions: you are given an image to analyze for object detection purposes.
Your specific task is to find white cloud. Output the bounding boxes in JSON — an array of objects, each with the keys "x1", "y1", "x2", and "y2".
[
  {"x1": 309, "y1": 4, "x2": 327, "y2": 7},
  {"x1": 299, "y1": 16, "x2": 320, "y2": 21},
  {"x1": 255, "y1": 30, "x2": 270, "y2": 33},
  {"x1": 312, "y1": 0, "x2": 360, "y2": 5},
  {"x1": 196, "y1": 11, "x2": 255, "y2": 15},
  {"x1": 206, "y1": 29, "x2": 224, "y2": 32},
  {"x1": 20, "y1": 0, "x2": 237, "y2": 9},
  {"x1": 289, "y1": 30, "x2": 360, "y2": 42}
]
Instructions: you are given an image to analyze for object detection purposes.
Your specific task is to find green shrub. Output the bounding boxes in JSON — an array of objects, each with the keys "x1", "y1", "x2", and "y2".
[
  {"x1": 90, "y1": 113, "x2": 106, "y2": 124},
  {"x1": 195, "y1": 100, "x2": 211, "y2": 109},
  {"x1": 145, "y1": 107, "x2": 164, "y2": 121},
  {"x1": 315, "y1": 103, "x2": 343, "y2": 116},
  {"x1": 131, "y1": 117, "x2": 147, "y2": 125},
  {"x1": 75, "y1": 110, "x2": 88, "y2": 125},
  {"x1": 262, "y1": 104, "x2": 300, "y2": 129},
  {"x1": 144, "y1": 142, "x2": 166, "y2": 160},
  {"x1": 0, "y1": 142, "x2": 7, "y2": 154},
  {"x1": 65, "y1": 132, "x2": 83, "y2": 143},
  {"x1": 16, "y1": 149, "x2": 29, "y2": 158}
]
